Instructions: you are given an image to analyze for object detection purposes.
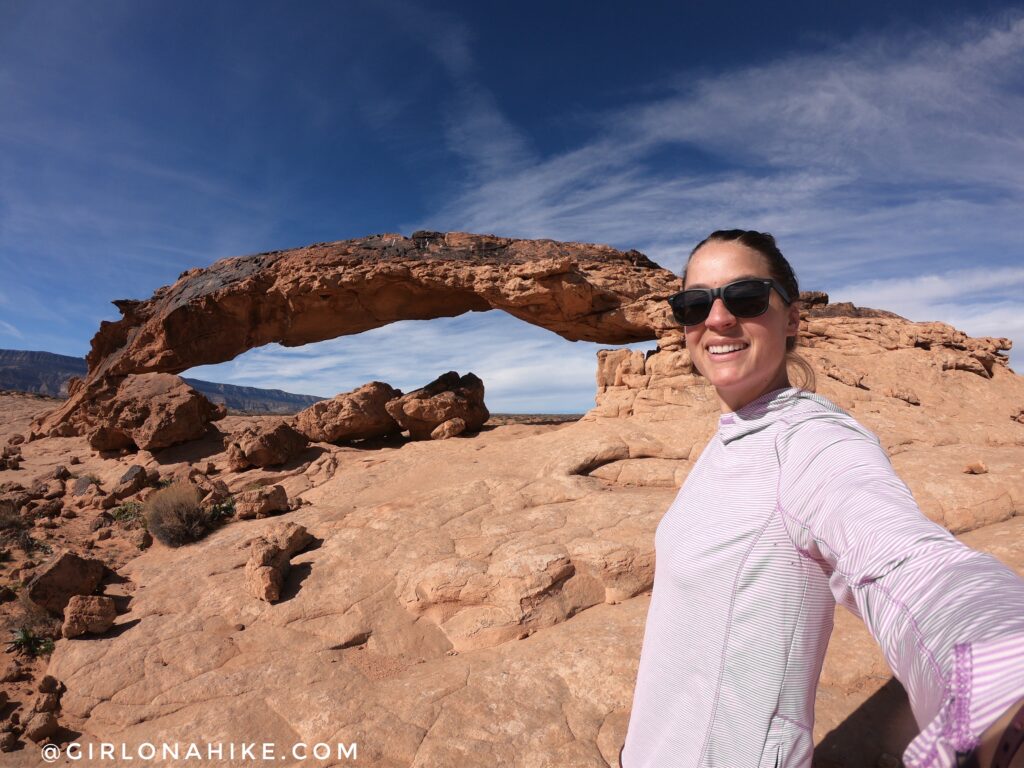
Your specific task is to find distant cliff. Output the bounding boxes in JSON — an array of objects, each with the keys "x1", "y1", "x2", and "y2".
[{"x1": 0, "y1": 349, "x2": 323, "y2": 414}]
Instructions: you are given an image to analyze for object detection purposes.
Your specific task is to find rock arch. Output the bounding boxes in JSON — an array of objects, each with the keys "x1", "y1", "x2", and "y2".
[{"x1": 34, "y1": 231, "x2": 682, "y2": 434}]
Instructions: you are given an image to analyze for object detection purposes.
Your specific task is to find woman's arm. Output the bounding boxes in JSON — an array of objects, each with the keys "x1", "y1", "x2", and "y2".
[{"x1": 775, "y1": 418, "x2": 1024, "y2": 767}]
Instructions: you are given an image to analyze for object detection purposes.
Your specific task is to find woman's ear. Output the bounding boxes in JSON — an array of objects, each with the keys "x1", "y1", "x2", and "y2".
[{"x1": 787, "y1": 300, "x2": 801, "y2": 336}]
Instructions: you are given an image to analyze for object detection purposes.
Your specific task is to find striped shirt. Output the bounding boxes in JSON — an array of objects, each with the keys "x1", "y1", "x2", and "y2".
[{"x1": 621, "y1": 386, "x2": 1024, "y2": 767}]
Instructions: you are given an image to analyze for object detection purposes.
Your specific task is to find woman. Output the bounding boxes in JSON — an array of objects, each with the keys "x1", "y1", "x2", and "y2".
[{"x1": 619, "y1": 230, "x2": 1024, "y2": 767}]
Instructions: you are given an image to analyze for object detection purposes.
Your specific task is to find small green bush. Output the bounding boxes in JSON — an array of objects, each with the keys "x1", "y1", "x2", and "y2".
[
  {"x1": 111, "y1": 501, "x2": 144, "y2": 524},
  {"x1": 207, "y1": 497, "x2": 235, "y2": 522},
  {"x1": 143, "y1": 482, "x2": 223, "y2": 547},
  {"x1": 6, "y1": 627, "x2": 55, "y2": 657}
]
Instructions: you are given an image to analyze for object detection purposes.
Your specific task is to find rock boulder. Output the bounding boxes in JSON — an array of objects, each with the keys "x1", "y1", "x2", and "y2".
[
  {"x1": 385, "y1": 371, "x2": 489, "y2": 440},
  {"x1": 27, "y1": 552, "x2": 106, "y2": 616},
  {"x1": 82, "y1": 373, "x2": 225, "y2": 451},
  {"x1": 61, "y1": 595, "x2": 118, "y2": 638},
  {"x1": 225, "y1": 420, "x2": 308, "y2": 470},
  {"x1": 245, "y1": 522, "x2": 313, "y2": 602},
  {"x1": 293, "y1": 381, "x2": 403, "y2": 443}
]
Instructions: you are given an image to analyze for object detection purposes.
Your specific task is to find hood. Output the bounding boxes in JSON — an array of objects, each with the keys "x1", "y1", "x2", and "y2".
[{"x1": 717, "y1": 386, "x2": 850, "y2": 445}]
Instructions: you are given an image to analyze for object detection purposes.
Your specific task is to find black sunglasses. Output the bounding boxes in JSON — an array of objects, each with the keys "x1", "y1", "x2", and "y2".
[{"x1": 667, "y1": 278, "x2": 793, "y2": 326}]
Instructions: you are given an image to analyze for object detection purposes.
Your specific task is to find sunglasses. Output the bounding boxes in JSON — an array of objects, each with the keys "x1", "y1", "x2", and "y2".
[{"x1": 667, "y1": 278, "x2": 793, "y2": 326}]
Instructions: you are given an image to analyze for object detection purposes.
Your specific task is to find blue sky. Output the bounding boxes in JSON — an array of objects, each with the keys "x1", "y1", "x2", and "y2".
[{"x1": 1, "y1": 1, "x2": 1022, "y2": 412}]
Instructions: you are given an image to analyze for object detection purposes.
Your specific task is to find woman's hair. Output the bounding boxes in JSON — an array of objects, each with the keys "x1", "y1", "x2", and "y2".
[{"x1": 681, "y1": 229, "x2": 816, "y2": 392}]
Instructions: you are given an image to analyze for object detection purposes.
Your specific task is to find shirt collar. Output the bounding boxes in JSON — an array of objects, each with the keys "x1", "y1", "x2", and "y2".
[{"x1": 717, "y1": 386, "x2": 806, "y2": 444}]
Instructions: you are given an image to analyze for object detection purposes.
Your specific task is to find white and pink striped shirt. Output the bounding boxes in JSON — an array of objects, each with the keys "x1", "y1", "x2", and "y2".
[{"x1": 621, "y1": 386, "x2": 1024, "y2": 767}]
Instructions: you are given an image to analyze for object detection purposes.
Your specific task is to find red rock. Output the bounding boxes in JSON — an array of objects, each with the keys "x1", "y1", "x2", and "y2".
[
  {"x1": 224, "y1": 420, "x2": 307, "y2": 470},
  {"x1": 61, "y1": 595, "x2": 117, "y2": 638},
  {"x1": 31, "y1": 692, "x2": 61, "y2": 712},
  {"x1": 80, "y1": 373, "x2": 225, "y2": 451},
  {"x1": 112, "y1": 465, "x2": 148, "y2": 499},
  {"x1": 235, "y1": 485, "x2": 289, "y2": 520},
  {"x1": 26, "y1": 552, "x2": 106, "y2": 615},
  {"x1": 431, "y1": 417, "x2": 466, "y2": 440},
  {"x1": 385, "y1": 371, "x2": 489, "y2": 440},
  {"x1": 22, "y1": 711, "x2": 57, "y2": 742},
  {"x1": 245, "y1": 522, "x2": 313, "y2": 602},
  {"x1": 32, "y1": 232, "x2": 676, "y2": 438},
  {"x1": 293, "y1": 381, "x2": 403, "y2": 442}
]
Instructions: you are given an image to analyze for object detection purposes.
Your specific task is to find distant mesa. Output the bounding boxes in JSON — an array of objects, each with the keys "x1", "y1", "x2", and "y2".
[{"x1": 0, "y1": 349, "x2": 321, "y2": 414}]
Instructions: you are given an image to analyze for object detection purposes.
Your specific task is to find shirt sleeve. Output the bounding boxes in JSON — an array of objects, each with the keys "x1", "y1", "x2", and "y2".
[{"x1": 774, "y1": 417, "x2": 1024, "y2": 768}]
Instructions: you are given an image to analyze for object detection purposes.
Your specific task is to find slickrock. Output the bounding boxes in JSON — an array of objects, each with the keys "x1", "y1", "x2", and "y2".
[
  {"x1": 294, "y1": 381, "x2": 403, "y2": 442},
  {"x1": 385, "y1": 371, "x2": 489, "y2": 440},
  {"x1": 61, "y1": 595, "x2": 117, "y2": 638},
  {"x1": 225, "y1": 419, "x2": 308, "y2": 470},
  {"x1": 244, "y1": 522, "x2": 313, "y2": 602}
]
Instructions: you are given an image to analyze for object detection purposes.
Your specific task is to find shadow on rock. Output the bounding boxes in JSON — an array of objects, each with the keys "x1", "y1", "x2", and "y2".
[{"x1": 814, "y1": 677, "x2": 918, "y2": 767}]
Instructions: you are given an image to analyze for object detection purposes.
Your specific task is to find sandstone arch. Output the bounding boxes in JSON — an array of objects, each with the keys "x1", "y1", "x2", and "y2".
[{"x1": 34, "y1": 231, "x2": 682, "y2": 435}]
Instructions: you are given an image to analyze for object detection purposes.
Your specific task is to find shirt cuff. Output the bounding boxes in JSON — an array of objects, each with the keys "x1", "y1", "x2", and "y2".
[{"x1": 904, "y1": 633, "x2": 1024, "y2": 768}]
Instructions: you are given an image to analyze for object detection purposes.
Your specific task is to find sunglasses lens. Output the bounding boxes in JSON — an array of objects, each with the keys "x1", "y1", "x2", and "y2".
[
  {"x1": 723, "y1": 280, "x2": 771, "y2": 317},
  {"x1": 672, "y1": 292, "x2": 712, "y2": 325}
]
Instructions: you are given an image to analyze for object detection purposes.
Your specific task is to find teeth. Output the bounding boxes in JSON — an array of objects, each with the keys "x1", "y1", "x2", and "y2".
[{"x1": 708, "y1": 343, "x2": 748, "y2": 354}]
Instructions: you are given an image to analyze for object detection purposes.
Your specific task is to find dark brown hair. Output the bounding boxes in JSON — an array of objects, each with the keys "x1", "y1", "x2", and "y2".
[{"x1": 682, "y1": 229, "x2": 816, "y2": 391}]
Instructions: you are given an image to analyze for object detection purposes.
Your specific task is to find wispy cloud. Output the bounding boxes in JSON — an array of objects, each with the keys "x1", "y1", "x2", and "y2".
[
  {"x1": 186, "y1": 10, "x2": 1024, "y2": 404},
  {"x1": 409, "y1": 11, "x2": 1024, "y2": 373},
  {"x1": 0, "y1": 320, "x2": 24, "y2": 339}
]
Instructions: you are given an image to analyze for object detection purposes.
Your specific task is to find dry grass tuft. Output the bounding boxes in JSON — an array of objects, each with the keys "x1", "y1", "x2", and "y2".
[{"x1": 143, "y1": 481, "x2": 224, "y2": 547}]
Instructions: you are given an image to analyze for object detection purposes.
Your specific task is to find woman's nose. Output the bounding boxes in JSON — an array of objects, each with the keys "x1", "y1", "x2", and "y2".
[{"x1": 705, "y1": 296, "x2": 736, "y2": 327}]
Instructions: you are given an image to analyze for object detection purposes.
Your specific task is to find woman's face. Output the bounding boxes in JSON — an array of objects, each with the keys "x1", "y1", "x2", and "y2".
[{"x1": 683, "y1": 240, "x2": 800, "y2": 413}]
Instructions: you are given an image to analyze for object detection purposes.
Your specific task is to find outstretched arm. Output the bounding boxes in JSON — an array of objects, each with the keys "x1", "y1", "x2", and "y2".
[{"x1": 775, "y1": 418, "x2": 1024, "y2": 768}]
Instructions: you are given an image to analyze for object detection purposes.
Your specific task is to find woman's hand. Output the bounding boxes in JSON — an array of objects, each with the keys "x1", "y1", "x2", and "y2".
[{"x1": 974, "y1": 694, "x2": 1024, "y2": 768}]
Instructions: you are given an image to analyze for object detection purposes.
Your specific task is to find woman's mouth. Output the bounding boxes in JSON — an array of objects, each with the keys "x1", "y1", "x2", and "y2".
[{"x1": 707, "y1": 342, "x2": 749, "y2": 358}]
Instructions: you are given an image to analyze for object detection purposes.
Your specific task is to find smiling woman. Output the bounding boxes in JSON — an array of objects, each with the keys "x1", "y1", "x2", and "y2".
[{"x1": 619, "y1": 230, "x2": 1024, "y2": 768}]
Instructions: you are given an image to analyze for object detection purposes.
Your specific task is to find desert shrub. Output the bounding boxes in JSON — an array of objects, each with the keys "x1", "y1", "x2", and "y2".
[
  {"x1": 111, "y1": 501, "x2": 144, "y2": 524},
  {"x1": 8, "y1": 529, "x2": 50, "y2": 554},
  {"x1": 143, "y1": 481, "x2": 223, "y2": 547},
  {"x1": 0, "y1": 507, "x2": 25, "y2": 532}
]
